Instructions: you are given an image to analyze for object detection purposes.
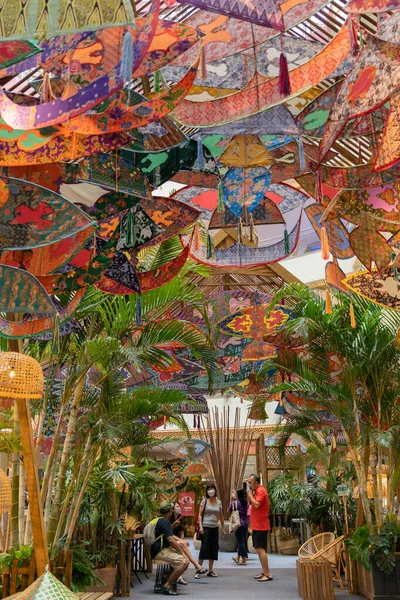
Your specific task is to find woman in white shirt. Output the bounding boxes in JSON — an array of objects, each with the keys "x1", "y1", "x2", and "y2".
[{"x1": 195, "y1": 483, "x2": 225, "y2": 579}]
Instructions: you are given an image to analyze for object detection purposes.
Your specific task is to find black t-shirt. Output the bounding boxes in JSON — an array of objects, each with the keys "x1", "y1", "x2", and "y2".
[{"x1": 151, "y1": 517, "x2": 174, "y2": 558}]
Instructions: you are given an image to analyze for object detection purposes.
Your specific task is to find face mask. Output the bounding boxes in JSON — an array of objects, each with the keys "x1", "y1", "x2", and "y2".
[
  {"x1": 248, "y1": 484, "x2": 253, "y2": 491},
  {"x1": 232, "y1": 493, "x2": 237, "y2": 500},
  {"x1": 174, "y1": 507, "x2": 181, "y2": 514},
  {"x1": 208, "y1": 489, "x2": 216, "y2": 497}
]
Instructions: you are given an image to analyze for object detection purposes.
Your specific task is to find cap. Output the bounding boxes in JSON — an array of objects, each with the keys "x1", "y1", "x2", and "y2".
[{"x1": 159, "y1": 501, "x2": 174, "y2": 513}]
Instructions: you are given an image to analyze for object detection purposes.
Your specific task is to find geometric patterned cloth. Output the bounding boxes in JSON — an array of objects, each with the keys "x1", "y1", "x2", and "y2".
[
  {"x1": 15, "y1": 569, "x2": 76, "y2": 599},
  {"x1": 374, "y1": 92, "x2": 400, "y2": 172},
  {"x1": 177, "y1": 0, "x2": 285, "y2": 30}
]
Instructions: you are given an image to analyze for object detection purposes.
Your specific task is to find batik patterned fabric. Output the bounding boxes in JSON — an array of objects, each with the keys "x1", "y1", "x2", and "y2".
[
  {"x1": 77, "y1": 154, "x2": 151, "y2": 196},
  {"x1": 0, "y1": 228, "x2": 95, "y2": 276},
  {"x1": 345, "y1": 0, "x2": 399, "y2": 12},
  {"x1": 222, "y1": 168, "x2": 272, "y2": 216},
  {"x1": 127, "y1": 118, "x2": 188, "y2": 152},
  {"x1": 343, "y1": 268, "x2": 400, "y2": 310},
  {"x1": 201, "y1": 105, "x2": 299, "y2": 137},
  {"x1": 0, "y1": 1, "x2": 159, "y2": 128},
  {"x1": 104, "y1": 252, "x2": 141, "y2": 293},
  {"x1": 209, "y1": 196, "x2": 284, "y2": 229},
  {"x1": 14, "y1": 569, "x2": 77, "y2": 599},
  {"x1": 315, "y1": 162, "x2": 400, "y2": 190},
  {"x1": 0, "y1": 177, "x2": 94, "y2": 250},
  {"x1": 177, "y1": 0, "x2": 284, "y2": 29},
  {"x1": 172, "y1": 24, "x2": 351, "y2": 127},
  {"x1": 374, "y1": 92, "x2": 400, "y2": 171},
  {"x1": 176, "y1": 183, "x2": 306, "y2": 267},
  {"x1": 66, "y1": 60, "x2": 199, "y2": 135},
  {"x1": 163, "y1": 36, "x2": 323, "y2": 91},
  {"x1": 325, "y1": 261, "x2": 350, "y2": 295},
  {"x1": 172, "y1": 0, "x2": 330, "y2": 67},
  {"x1": 320, "y1": 33, "x2": 400, "y2": 162},
  {"x1": 219, "y1": 136, "x2": 274, "y2": 168},
  {"x1": 305, "y1": 203, "x2": 354, "y2": 260},
  {"x1": 377, "y1": 12, "x2": 400, "y2": 42},
  {"x1": 0, "y1": 40, "x2": 40, "y2": 68},
  {"x1": 0, "y1": 265, "x2": 55, "y2": 313},
  {"x1": 349, "y1": 227, "x2": 392, "y2": 271},
  {"x1": 0, "y1": 119, "x2": 131, "y2": 167},
  {"x1": 0, "y1": 289, "x2": 85, "y2": 338}
]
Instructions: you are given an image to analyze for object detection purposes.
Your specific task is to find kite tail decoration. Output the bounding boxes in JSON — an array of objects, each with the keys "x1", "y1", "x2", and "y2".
[
  {"x1": 197, "y1": 134, "x2": 204, "y2": 170},
  {"x1": 348, "y1": 16, "x2": 359, "y2": 56},
  {"x1": 136, "y1": 295, "x2": 142, "y2": 326},
  {"x1": 284, "y1": 227, "x2": 290, "y2": 255},
  {"x1": 316, "y1": 169, "x2": 323, "y2": 203},
  {"x1": 350, "y1": 302, "x2": 356, "y2": 329},
  {"x1": 120, "y1": 30, "x2": 134, "y2": 84},
  {"x1": 325, "y1": 289, "x2": 332, "y2": 314},
  {"x1": 278, "y1": 34, "x2": 291, "y2": 97},
  {"x1": 154, "y1": 70, "x2": 162, "y2": 92},
  {"x1": 194, "y1": 222, "x2": 200, "y2": 251},
  {"x1": 206, "y1": 233, "x2": 214, "y2": 259},
  {"x1": 298, "y1": 136, "x2": 306, "y2": 171},
  {"x1": 321, "y1": 224, "x2": 330, "y2": 260},
  {"x1": 217, "y1": 181, "x2": 225, "y2": 213},
  {"x1": 199, "y1": 44, "x2": 208, "y2": 80}
]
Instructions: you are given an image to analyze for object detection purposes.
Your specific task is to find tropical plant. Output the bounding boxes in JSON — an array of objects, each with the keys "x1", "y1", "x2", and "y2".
[
  {"x1": 258, "y1": 283, "x2": 400, "y2": 531},
  {"x1": 347, "y1": 514, "x2": 400, "y2": 574}
]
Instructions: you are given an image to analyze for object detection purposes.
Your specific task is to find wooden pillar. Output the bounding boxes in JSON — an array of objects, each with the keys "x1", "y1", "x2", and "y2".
[{"x1": 16, "y1": 397, "x2": 48, "y2": 574}]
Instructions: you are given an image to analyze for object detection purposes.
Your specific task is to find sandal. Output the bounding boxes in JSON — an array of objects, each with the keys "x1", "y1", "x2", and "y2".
[
  {"x1": 258, "y1": 575, "x2": 273, "y2": 582},
  {"x1": 232, "y1": 557, "x2": 239, "y2": 564},
  {"x1": 177, "y1": 577, "x2": 188, "y2": 585},
  {"x1": 207, "y1": 571, "x2": 218, "y2": 577},
  {"x1": 254, "y1": 573, "x2": 265, "y2": 579},
  {"x1": 195, "y1": 568, "x2": 207, "y2": 575}
]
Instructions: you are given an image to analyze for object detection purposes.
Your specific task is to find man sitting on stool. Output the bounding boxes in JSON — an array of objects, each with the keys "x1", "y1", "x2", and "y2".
[{"x1": 151, "y1": 501, "x2": 190, "y2": 596}]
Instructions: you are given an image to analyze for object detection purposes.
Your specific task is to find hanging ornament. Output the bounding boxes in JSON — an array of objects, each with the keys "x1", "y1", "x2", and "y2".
[
  {"x1": 348, "y1": 16, "x2": 360, "y2": 56},
  {"x1": 154, "y1": 70, "x2": 162, "y2": 92},
  {"x1": 350, "y1": 302, "x2": 356, "y2": 329},
  {"x1": 165, "y1": 0, "x2": 177, "y2": 6},
  {"x1": 274, "y1": 397, "x2": 286, "y2": 415},
  {"x1": 194, "y1": 222, "x2": 200, "y2": 251},
  {"x1": 217, "y1": 181, "x2": 225, "y2": 213},
  {"x1": 206, "y1": 233, "x2": 214, "y2": 259},
  {"x1": 325, "y1": 289, "x2": 332, "y2": 314},
  {"x1": 278, "y1": 35, "x2": 291, "y2": 97},
  {"x1": 297, "y1": 136, "x2": 306, "y2": 171},
  {"x1": 284, "y1": 227, "x2": 290, "y2": 255},
  {"x1": 136, "y1": 295, "x2": 142, "y2": 326},
  {"x1": 321, "y1": 224, "x2": 330, "y2": 260},
  {"x1": 197, "y1": 134, "x2": 205, "y2": 170},
  {"x1": 316, "y1": 170, "x2": 323, "y2": 204},
  {"x1": 199, "y1": 44, "x2": 208, "y2": 80},
  {"x1": 120, "y1": 30, "x2": 134, "y2": 84}
]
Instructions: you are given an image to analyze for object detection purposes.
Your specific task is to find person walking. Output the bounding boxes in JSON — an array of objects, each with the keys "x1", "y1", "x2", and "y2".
[
  {"x1": 228, "y1": 487, "x2": 249, "y2": 565},
  {"x1": 195, "y1": 483, "x2": 225, "y2": 579},
  {"x1": 247, "y1": 474, "x2": 273, "y2": 582}
]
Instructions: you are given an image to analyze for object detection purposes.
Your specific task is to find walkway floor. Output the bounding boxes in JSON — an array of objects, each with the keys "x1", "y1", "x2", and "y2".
[{"x1": 129, "y1": 542, "x2": 362, "y2": 599}]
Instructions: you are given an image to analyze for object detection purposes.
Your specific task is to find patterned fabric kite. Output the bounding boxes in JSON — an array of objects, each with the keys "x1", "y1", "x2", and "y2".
[
  {"x1": 177, "y1": 0, "x2": 285, "y2": 30},
  {"x1": 374, "y1": 92, "x2": 400, "y2": 171},
  {"x1": 0, "y1": 1, "x2": 159, "y2": 129},
  {"x1": 305, "y1": 203, "x2": 354, "y2": 260},
  {"x1": 343, "y1": 268, "x2": 400, "y2": 310},
  {"x1": 319, "y1": 33, "x2": 400, "y2": 163},
  {"x1": 345, "y1": 0, "x2": 398, "y2": 12},
  {"x1": 222, "y1": 167, "x2": 272, "y2": 216},
  {"x1": 0, "y1": 40, "x2": 40, "y2": 68},
  {"x1": 0, "y1": 177, "x2": 94, "y2": 250},
  {"x1": 0, "y1": 290, "x2": 85, "y2": 339},
  {"x1": 172, "y1": 24, "x2": 351, "y2": 127},
  {"x1": 0, "y1": 265, "x2": 56, "y2": 314},
  {"x1": 76, "y1": 154, "x2": 152, "y2": 197},
  {"x1": 171, "y1": 438, "x2": 212, "y2": 459},
  {"x1": 219, "y1": 136, "x2": 275, "y2": 168}
]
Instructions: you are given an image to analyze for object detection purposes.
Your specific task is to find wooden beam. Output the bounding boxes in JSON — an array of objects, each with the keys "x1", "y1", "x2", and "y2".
[
  {"x1": 16, "y1": 398, "x2": 48, "y2": 574},
  {"x1": 267, "y1": 262, "x2": 301, "y2": 283}
]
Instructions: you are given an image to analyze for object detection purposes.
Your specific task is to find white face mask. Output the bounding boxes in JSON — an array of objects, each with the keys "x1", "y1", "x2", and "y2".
[
  {"x1": 174, "y1": 506, "x2": 182, "y2": 514},
  {"x1": 208, "y1": 489, "x2": 216, "y2": 497}
]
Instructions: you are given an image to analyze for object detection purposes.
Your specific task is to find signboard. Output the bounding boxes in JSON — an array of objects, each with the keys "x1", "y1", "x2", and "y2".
[
  {"x1": 179, "y1": 492, "x2": 195, "y2": 516},
  {"x1": 337, "y1": 485, "x2": 350, "y2": 497}
]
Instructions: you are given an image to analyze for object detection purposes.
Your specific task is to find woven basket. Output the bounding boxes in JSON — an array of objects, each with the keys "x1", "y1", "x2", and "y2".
[
  {"x1": 0, "y1": 353, "x2": 43, "y2": 400},
  {"x1": 298, "y1": 533, "x2": 335, "y2": 559},
  {"x1": 87, "y1": 567, "x2": 117, "y2": 593}
]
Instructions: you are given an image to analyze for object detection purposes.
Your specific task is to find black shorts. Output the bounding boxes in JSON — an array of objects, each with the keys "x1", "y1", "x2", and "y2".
[{"x1": 252, "y1": 530, "x2": 268, "y2": 550}]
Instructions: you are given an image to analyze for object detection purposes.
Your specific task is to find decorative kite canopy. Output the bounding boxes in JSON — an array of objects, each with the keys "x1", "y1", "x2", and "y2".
[
  {"x1": 0, "y1": 353, "x2": 44, "y2": 400},
  {"x1": 171, "y1": 438, "x2": 212, "y2": 459},
  {"x1": 182, "y1": 462, "x2": 208, "y2": 476},
  {"x1": 0, "y1": 469, "x2": 11, "y2": 513},
  {"x1": 15, "y1": 568, "x2": 76, "y2": 599}
]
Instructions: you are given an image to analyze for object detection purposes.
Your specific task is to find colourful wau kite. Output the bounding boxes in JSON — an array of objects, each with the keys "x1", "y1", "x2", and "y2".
[
  {"x1": 343, "y1": 268, "x2": 400, "y2": 310},
  {"x1": 374, "y1": 92, "x2": 400, "y2": 172},
  {"x1": 177, "y1": 0, "x2": 285, "y2": 30},
  {"x1": 345, "y1": 0, "x2": 399, "y2": 12},
  {"x1": 319, "y1": 32, "x2": 400, "y2": 163},
  {"x1": 0, "y1": 265, "x2": 56, "y2": 314},
  {"x1": 305, "y1": 203, "x2": 354, "y2": 260},
  {"x1": 0, "y1": 177, "x2": 94, "y2": 250},
  {"x1": 0, "y1": 0, "x2": 159, "y2": 129},
  {"x1": 0, "y1": 40, "x2": 40, "y2": 68},
  {"x1": 172, "y1": 24, "x2": 351, "y2": 127}
]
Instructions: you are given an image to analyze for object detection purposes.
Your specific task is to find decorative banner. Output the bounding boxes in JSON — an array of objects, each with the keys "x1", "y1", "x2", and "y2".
[
  {"x1": 0, "y1": 177, "x2": 94, "y2": 250},
  {"x1": 179, "y1": 491, "x2": 195, "y2": 516},
  {"x1": 343, "y1": 268, "x2": 400, "y2": 310},
  {"x1": 319, "y1": 33, "x2": 400, "y2": 163},
  {"x1": 374, "y1": 92, "x2": 400, "y2": 172},
  {"x1": 0, "y1": 40, "x2": 40, "y2": 67},
  {"x1": 177, "y1": 0, "x2": 284, "y2": 29},
  {"x1": 172, "y1": 24, "x2": 351, "y2": 127}
]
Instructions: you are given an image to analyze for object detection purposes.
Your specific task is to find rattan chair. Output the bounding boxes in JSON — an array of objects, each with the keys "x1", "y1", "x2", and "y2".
[
  {"x1": 298, "y1": 532, "x2": 335, "y2": 559},
  {"x1": 312, "y1": 535, "x2": 345, "y2": 589}
]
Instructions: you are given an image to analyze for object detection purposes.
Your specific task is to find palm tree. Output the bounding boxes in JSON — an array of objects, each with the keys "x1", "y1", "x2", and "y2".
[{"x1": 258, "y1": 283, "x2": 400, "y2": 530}]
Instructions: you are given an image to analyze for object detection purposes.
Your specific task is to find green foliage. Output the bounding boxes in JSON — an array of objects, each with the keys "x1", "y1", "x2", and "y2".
[{"x1": 347, "y1": 515, "x2": 400, "y2": 574}]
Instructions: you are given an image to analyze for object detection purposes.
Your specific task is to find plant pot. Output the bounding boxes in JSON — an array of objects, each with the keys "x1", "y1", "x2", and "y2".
[
  {"x1": 86, "y1": 566, "x2": 117, "y2": 593},
  {"x1": 279, "y1": 537, "x2": 300, "y2": 555},
  {"x1": 218, "y1": 521, "x2": 238, "y2": 552},
  {"x1": 355, "y1": 554, "x2": 400, "y2": 600}
]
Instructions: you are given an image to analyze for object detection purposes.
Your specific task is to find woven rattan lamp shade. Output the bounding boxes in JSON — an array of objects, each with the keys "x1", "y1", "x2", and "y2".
[
  {"x1": 0, "y1": 468, "x2": 12, "y2": 512},
  {"x1": 0, "y1": 352, "x2": 44, "y2": 399}
]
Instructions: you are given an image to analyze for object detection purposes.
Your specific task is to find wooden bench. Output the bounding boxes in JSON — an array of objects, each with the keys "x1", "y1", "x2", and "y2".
[{"x1": 153, "y1": 560, "x2": 172, "y2": 594}]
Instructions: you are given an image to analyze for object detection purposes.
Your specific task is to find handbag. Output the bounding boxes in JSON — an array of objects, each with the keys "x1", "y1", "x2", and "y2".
[
  {"x1": 229, "y1": 501, "x2": 241, "y2": 534},
  {"x1": 195, "y1": 498, "x2": 207, "y2": 541}
]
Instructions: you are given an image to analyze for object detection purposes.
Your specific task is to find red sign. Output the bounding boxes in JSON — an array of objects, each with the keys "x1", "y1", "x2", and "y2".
[{"x1": 178, "y1": 492, "x2": 195, "y2": 516}]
